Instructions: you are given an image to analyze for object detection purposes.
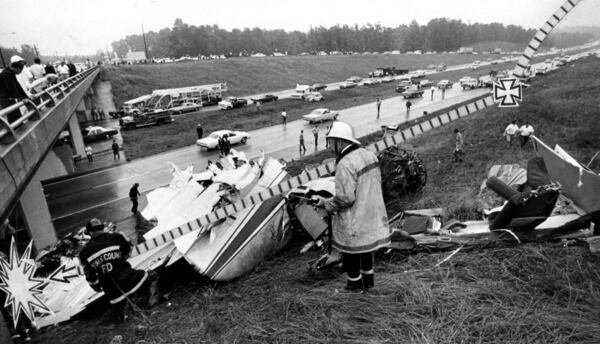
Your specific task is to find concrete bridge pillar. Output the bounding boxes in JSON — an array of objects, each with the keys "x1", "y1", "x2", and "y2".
[
  {"x1": 18, "y1": 149, "x2": 68, "y2": 251},
  {"x1": 69, "y1": 106, "x2": 86, "y2": 158}
]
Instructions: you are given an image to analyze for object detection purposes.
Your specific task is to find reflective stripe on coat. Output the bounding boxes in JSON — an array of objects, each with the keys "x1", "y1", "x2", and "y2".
[{"x1": 324, "y1": 147, "x2": 391, "y2": 253}]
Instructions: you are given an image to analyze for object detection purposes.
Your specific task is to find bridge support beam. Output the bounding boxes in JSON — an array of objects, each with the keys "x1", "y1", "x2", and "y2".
[
  {"x1": 18, "y1": 148, "x2": 69, "y2": 251},
  {"x1": 68, "y1": 108, "x2": 86, "y2": 158}
]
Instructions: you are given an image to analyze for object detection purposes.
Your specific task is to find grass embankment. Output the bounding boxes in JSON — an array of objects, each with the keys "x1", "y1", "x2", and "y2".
[
  {"x1": 32, "y1": 57, "x2": 600, "y2": 344},
  {"x1": 122, "y1": 60, "x2": 514, "y2": 160},
  {"x1": 107, "y1": 50, "x2": 570, "y2": 107}
]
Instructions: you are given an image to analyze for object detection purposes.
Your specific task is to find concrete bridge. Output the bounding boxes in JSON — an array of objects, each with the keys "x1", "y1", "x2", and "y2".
[{"x1": 0, "y1": 66, "x2": 101, "y2": 250}]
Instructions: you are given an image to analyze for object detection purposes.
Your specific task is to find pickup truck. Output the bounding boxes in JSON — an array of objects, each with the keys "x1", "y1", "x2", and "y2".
[
  {"x1": 401, "y1": 86, "x2": 425, "y2": 99},
  {"x1": 119, "y1": 109, "x2": 174, "y2": 130},
  {"x1": 218, "y1": 97, "x2": 248, "y2": 110},
  {"x1": 395, "y1": 80, "x2": 413, "y2": 93},
  {"x1": 418, "y1": 80, "x2": 434, "y2": 89},
  {"x1": 459, "y1": 77, "x2": 480, "y2": 90}
]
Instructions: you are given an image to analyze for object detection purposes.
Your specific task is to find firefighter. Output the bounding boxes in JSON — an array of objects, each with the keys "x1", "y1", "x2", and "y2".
[
  {"x1": 312, "y1": 121, "x2": 391, "y2": 294},
  {"x1": 79, "y1": 218, "x2": 160, "y2": 323}
]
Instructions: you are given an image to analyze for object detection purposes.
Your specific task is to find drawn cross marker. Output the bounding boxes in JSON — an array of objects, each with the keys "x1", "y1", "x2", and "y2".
[{"x1": 493, "y1": 77, "x2": 523, "y2": 108}]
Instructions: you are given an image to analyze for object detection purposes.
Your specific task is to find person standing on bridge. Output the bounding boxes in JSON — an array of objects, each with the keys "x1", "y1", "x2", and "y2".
[
  {"x1": 112, "y1": 139, "x2": 120, "y2": 160},
  {"x1": 312, "y1": 121, "x2": 390, "y2": 294},
  {"x1": 196, "y1": 124, "x2": 203, "y2": 139},
  {"x1": 0, "y1": 56, "x2": 29, "y2": 123},
  {"x1": 430, "y1": 86, "x2": 435, "y2": 100},
  {"x1": 281, "y1": 110, "x2": 287, "y2": 127},
  {"x1": 376, "y1": 97, "x2": 382, "y2": 119},
  {"x1": 129, "y1": 183, "x2": 141, "y2": 214}
]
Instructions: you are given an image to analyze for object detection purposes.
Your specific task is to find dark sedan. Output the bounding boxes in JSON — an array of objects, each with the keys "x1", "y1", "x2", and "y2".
[
  {"x1": 82, "y1": 126, "x2": 119, "y2": 142},
  {"x1": 251, "y1": 94, "x2": 279, "y2": 104}
]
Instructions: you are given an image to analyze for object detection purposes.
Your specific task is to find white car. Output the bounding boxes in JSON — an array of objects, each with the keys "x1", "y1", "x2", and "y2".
[
  {"x1": 304, "y1": 92, "x2": 323, "y2": 102},
  {"x1": 362, "y1": 78, "x2": 382, "y2": 86},
  {"x1": 381, "y1": 76, "x2": 395, "y2": 83},
  {"x1": 290, "y1": 92, "x2": 307, "y2": 100},
  {"x1": 437, "y1": 80, "x2": 452, "y2": 89},
  {"x1": 170, "y1": 102, "x2": 200, "y2": 114},
  {"x1": 471, "y1": 60, "x2": 481, "y2": 69},
  {"x1": 196, "y1": 130, "x2": 250, "y2": 149},
  {"x1": 302, "y1": 108, "x2": 339, "y2": 124}
]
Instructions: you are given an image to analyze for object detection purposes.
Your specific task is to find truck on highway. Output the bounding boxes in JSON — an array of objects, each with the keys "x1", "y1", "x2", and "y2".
[
  {"x1": 401, "y1": 86, "x2": 425, "y2": 99},
  {"x1": 139, "y1": 83, "x2": 227, "y2": 112},
  {"x1": 119, "y1": 109, "x2": 174, "y2": 130}
]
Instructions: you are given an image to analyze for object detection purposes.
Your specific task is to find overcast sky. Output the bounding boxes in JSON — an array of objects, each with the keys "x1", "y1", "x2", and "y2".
[{"x1": 1, "y1": 0, "x2": 599, "y2": 55}]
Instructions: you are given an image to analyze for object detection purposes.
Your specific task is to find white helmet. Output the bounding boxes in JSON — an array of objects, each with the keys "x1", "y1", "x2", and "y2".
[{"x1": 326, "y1": 121, "x2": 360, "y2": 145}]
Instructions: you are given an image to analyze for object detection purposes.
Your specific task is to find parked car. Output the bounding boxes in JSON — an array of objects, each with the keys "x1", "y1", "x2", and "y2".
[
  {"x1": 418, "y1": 80, "x2": 434, "y2": 89},
  {"x1": 437, "y1": 80, "x2": 453, "y2": 89},
  {"x1": 304, "y1": 92, "x2": 324, "y2": 102},
  {"x1": 412, "y1": 70, "x2": 426, "y2": 78},
  {"x1": 196, "y1": 130, "x2": 250, "y2": 149},
  {"x1": 251, "y1": 94, "x2": 279, "y2": 104},
  {"x1": 471, "y1": 60, "x2": 481, "y2": 69},
  {"x1": 170, "y1": 102, "x2": 200, "y2": 115},
  {"x1": 459, "y1": 77, "x2": 480, "y2": 89},
  {"x1": 82, "y1": 126, "x2": 119, "y2": 142},
  {"x1": 339, "y1": 81, "x2": 358, "y2": 89},
  {"x1": 400, "y1": 86, "x2": 425, "y2": 99},
  {"x1": 435, "y1": 64, "x2": 447, "y2": 72},
  {"x1": 381, "y1": 76, "x2": 395, "y2": 83},
  {"x1": 302, "y1": 108, "x2": 339, "y2": 124},
  {"x1": 311, "y1": 83, "x2": 327, "y2": 91},
  {"x1": 218, "y1": 97, "x2": 248, "y2": 110},
  {"x1": 395, "y1": 80, "x2": 413, "y2": 93},
  {"x1": 362, "y1": 78, "x2": 382, "y2": 86},
  {"x1": 346, "y1": 76, "x2": 362, "y2": 83}
]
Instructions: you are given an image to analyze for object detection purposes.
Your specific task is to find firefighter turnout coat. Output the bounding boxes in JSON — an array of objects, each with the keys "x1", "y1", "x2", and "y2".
[
  {"x1": 324, "y1": 146, "x2": 391, "y2": 253},
  {"x1": 79, "y1": 231, "x2": 147, "y2": 304}
]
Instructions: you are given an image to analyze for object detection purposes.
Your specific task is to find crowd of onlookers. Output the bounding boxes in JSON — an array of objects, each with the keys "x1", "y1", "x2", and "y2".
[{"x1": 0, "y1": 55, "x2": 95, "y2": 123}]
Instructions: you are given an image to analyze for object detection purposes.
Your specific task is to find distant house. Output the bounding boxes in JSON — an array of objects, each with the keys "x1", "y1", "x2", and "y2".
[{"x1": 126, "y1": 51, "x2": 147, "y2": 63}]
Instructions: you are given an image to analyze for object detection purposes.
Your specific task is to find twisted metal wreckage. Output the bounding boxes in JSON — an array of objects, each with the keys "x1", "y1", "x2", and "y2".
[{"x1": 26, "y1": 133, "x2": 600, "y2": 327}]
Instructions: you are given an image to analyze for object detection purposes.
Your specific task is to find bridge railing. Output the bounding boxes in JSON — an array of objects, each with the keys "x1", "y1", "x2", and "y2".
[{"x1": 0, "y1": 66, "x2": 98, "y2": 143}]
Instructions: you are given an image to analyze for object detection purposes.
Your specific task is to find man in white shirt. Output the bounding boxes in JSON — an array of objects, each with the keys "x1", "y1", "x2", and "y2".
[
  {"x1": 29, "y1": 58, "x2": 46, "y2": 80},
  {"x1": 519, "y1": 122, "x2": 535, "y2": 147},
  {"x1": 503, "y1": 120, "x2": 519, "y2": 146},
  {"x1": 57, "y1": 61, "x2": 69, "y2": 81}
]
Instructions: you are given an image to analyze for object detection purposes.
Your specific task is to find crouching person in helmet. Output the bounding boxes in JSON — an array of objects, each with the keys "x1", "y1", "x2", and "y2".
[
  {"x1": 313, "y1": 121, "x2": 391, "y2": 294},
  {"x1": 79, "y1": 218, "x2": 160, "y2": 323}
]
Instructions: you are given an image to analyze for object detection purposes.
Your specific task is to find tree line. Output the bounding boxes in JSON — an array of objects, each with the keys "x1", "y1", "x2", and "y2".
[{"x1": 109, "y1": 18, "x2": 596, "y2": 59}]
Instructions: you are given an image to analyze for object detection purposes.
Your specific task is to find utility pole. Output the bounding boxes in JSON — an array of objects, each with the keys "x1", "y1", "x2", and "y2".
[{"x1": 141, "y1": 24, "x2": 149, "y2": 60}]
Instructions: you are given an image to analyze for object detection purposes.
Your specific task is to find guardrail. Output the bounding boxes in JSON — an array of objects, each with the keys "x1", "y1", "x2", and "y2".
[
  {"x1": 0, "y1": 66, "x2": 100, "y2": 225},
  {"x1": 0, "y1": 67, "x2": 98, "y2": 143}
]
